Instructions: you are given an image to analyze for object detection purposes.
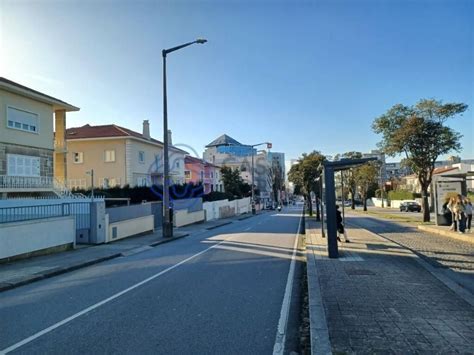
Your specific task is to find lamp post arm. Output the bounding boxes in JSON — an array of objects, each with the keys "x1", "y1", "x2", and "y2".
[{"x1": 163, "y1": 41, "x2": 200, "y2": 56}]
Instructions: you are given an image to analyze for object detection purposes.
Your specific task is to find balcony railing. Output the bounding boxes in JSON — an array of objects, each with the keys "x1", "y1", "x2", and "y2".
[
  {"x1": 0, "y1": 175, "x2": 75, "y2": 198},
  {"x1": 0, "y1": 175, "x2": 54, "y2": 189}
]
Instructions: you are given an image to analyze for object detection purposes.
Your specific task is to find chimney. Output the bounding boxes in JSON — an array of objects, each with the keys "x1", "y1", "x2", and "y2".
[
  {"x1": 167, "y1": 129, "x2": 172, "y2": 145},
  {"x1": 143, "y1": 120, "x2": 150, "y2": 140}
]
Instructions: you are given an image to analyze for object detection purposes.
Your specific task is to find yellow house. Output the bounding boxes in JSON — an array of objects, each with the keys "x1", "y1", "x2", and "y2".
[
  {"x1": 0, "y1": 77, "x2": 79, "y2": 199},
  {"x1": 64, "y1": 121, "x2": 187, "y2": 189}
]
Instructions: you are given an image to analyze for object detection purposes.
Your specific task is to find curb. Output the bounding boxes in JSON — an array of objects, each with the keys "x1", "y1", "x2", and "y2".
[
  {"x1": 237, "y1": 215, "x2": 254, "y2": 221},
  {"x1": 305, "y1": 220, "x2": 332, "y2": 355},
  {"x1": 0, "y1": 253, "x2": 121, "y2": 293},
  {"x1": 149, "y1": 233, "x2": 189, "y2": 247},
  {"x1": 206, "y1": 221, "x2": 232, "y2": 230},
  {"x1": 0, "y1": 233, "x2": 190, "y2": 293},
  {"x1": 417, "y1": 225, "x2": 474, "y2": 244}
]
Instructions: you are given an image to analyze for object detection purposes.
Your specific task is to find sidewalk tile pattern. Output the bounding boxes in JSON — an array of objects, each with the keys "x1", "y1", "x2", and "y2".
[{"x1": 306, "y1": 219, "x2": 474, "y2": 354}]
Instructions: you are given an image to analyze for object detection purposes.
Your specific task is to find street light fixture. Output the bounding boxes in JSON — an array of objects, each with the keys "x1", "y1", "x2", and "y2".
[{"x1": 162, "y1": 38, "x2": 207, "y2": 238}]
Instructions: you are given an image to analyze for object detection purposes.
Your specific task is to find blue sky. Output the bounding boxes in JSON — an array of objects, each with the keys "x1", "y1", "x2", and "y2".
[{"x1": 1, "y1": 0, "x2": 472, "y2": 164}]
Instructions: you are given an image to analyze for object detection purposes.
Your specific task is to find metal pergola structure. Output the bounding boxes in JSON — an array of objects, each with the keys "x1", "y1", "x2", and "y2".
[{"x1": 323, "y1": 157, "x2": 378, "y2": 258}]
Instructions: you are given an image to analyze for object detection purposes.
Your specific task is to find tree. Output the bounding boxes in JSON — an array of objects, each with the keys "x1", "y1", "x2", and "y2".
[
  {"x1": 288, "y1": 151, "x2": 325, "y2": 217},
  {"x1": 354, "y1": 162, "x2": 379, "y2": 211},
  {"x1": 334, "y1": 151, "x2": 363, "y2": 210},
  {"x1": 221, "y1": 166, "x2": 251, "y2": 199},
  {"x1": 372, "y1": 99, "x2": 467, "y2": 221}
]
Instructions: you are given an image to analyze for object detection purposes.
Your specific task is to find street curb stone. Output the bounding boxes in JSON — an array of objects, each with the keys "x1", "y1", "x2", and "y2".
[
  {"x1": 305, "y1": 220, "x2": 333, "y2": 355},
  {"x1": 149, "y1": 233, "x2": 189, "y2": 247},
  {"x1": 206, "y1": 221, "x2": 232, "y2": 230},
  {"x1": 418, "y1": 225, "x2": 474, "y2": 244}
]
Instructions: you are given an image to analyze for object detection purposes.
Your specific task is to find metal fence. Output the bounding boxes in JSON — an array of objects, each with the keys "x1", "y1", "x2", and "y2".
[
  {"x1": 66, "y1": 202, "x2": 90, "y2": 230},
  {"x1": 0, "y1": 203, "x2": 70, "y2": 224},
  {"x1": 0, "y1": 202, "x2": 91, "y2": 230}
]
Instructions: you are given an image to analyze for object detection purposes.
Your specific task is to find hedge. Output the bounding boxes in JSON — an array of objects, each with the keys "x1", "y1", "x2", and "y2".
[{"x1": 388, "y1": 190, "x2": 416, "y2": 201}]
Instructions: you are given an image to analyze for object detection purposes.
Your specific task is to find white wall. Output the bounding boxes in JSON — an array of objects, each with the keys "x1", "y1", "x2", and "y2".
[
  {"x1": 0, "y1": 216, "x2": 75, "y2": 259},
  {"x1": 106, "y1": 215, "x2": 154, "y2": 242},
  {"x1": 203, "y1": 197, "x2": 250, "y2": 221},
  {"x1": 174, "y1": 210, "x2": 205, "y2": 227}
]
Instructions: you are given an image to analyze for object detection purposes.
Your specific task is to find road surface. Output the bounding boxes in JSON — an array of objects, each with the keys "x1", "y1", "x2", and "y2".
[{"x1": 0, "y1": 207, "x2": 304, "y2": 355}]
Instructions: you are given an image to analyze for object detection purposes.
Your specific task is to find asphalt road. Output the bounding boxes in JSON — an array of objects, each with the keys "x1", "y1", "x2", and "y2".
[{"x1": 0, "y1": 207, "x2": 304, "y2": 355}]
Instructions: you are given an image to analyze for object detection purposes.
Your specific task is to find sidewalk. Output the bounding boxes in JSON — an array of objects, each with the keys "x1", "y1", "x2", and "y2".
[
  {"x1": 305, "y1": 218, "x2": 474, "y2": 354},
  {"x1": 0, "y1": 213, "x2": 256, "y2": 292}
]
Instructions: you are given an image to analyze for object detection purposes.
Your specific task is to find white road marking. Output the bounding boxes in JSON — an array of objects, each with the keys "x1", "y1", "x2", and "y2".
[
  {"x1": 0, "y1": 240, "x2": 228, "y2": 354},
  {"x1": 272, "y1": 213, "x2": 302, "y2": 355}
]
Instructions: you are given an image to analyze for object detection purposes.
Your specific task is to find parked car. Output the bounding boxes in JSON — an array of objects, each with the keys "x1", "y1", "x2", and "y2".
[{"x1": 400, "y1": 201, "x2": 421, "y2": 212}]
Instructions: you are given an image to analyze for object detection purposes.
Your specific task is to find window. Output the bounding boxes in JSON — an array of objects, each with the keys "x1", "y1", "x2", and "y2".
[
  {"x1": 7, "y1": 154, "x2": 40, "y2": 177},
  {"x1": 137, "y1": 176, "x2": 148, "y2": 186},
  {"x1": 175, "y1": 160, "x2": 180, "y2": 168},
  {"x1": 211, "y1": 172, "x2": 214, "y2": 178},
  {"x1": 105, "y1": 150, "x2": 115, "y2": 162},
  {"x1": 138, "y1": 151, "x2": 145, "y2": 163},
  {"x1": 6, "y1": 107, "x2": 38, "y2": 133},
  {"x1": 73, "y1": 152, "x2": 83, "y2": 164},
  {"x1": 200, "y1": 171, "x2": 204, "y2": 180},
  {"x1": 185, "y1": 171, "x2": 191, "y2": 179}
]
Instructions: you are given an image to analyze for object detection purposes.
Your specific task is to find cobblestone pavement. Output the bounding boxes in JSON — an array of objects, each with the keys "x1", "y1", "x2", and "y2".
[
  {"x1": 346, "y1": 214, "x2": 474, "y2": 273},
  {"x1": 306, "y1": 219, "x2": 474, "y2": 354}
]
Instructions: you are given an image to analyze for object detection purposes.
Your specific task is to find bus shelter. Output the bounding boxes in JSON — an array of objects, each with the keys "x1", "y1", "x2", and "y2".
[
  {"x1": 322, "y1": 158, "x2": 378, "y2": 258},
  {"x1": 432, "y1": 171, "x2": 474, "y2": 226}
]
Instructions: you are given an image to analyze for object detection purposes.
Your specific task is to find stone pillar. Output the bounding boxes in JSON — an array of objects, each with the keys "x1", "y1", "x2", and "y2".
[{"x1": 54, "y1": 110, "x2": 67, "y2": 183}]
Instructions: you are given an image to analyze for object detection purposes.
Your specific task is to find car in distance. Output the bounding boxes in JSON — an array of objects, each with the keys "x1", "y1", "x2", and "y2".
[{"x1": 400, "y1": 201, "x2": 422, "y2": 212}]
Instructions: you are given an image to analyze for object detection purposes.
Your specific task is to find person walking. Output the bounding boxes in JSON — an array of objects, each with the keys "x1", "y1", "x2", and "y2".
[
  {"x1": 336, "y1": 205, "x2": 350, "y2": 243},
  {"x1": 464, "y1": 198, "x2": 472, "y2": 233}
]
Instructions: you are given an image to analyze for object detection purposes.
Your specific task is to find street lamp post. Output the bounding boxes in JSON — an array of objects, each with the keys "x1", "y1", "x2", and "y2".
[
  {"x1": 162, "y1": 39, "x2": 207, "y2": 238},
  {"x1": 248, "y1": 142, "x2": 272, "y2": 214}
]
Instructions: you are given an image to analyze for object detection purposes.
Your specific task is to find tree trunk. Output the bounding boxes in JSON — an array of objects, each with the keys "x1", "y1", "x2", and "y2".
[
  {"x1": 307, "y1": 194, "x2": 313, "y2": 216},
  {"x1": 351, "y1": 195, "x2": 355, "y2": 210},
  {"x1": 363, "y1": 193, "x2": 367, "y2": 211},
  {"x1": 421, "y1": 187, "x2": 430, "y2": 222}
]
